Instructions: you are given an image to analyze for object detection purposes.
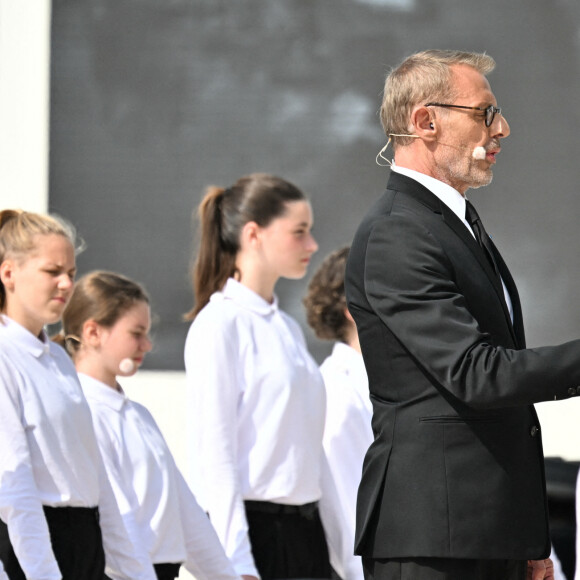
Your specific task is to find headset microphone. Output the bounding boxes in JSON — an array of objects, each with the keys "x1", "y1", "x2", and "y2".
[
  {"x1": 472, "y1": 146, "x2": 486, "y2": 160},
  {"x1": 119, "y1": 358, "x2": 136, "y2": 374}
]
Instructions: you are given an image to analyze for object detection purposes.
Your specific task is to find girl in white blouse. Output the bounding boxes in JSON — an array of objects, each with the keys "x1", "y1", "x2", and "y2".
[
  {"x1": 0, "y1": 210, "x2": 156, "y2": 580},
  {"x1": 184, "y1": 173, "x2": 330, "y2": 580},
  {"x1": 58, "y1": 270, "x2": 242, "y2": 580},
  {"x1": 303, "y1": 247, "x2": 373, "y2": 580}
]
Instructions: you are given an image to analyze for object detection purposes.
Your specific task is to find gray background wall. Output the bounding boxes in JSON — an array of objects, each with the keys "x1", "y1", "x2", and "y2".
[{"x1": 49, "y1": 0, "x2": 580, "y2": 369}]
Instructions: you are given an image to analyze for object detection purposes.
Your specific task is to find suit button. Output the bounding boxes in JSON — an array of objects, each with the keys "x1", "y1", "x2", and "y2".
[
  {"x1": 530, "y1": 426, "x2": 539, "y2": 437},
  {"x1": 568, "y1": 387, "x2": 577, "y2": 396}
]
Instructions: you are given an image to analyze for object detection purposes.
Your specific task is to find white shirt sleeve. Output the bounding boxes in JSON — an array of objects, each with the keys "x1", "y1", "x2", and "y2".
[
  {"x1": 89, "y1": 413, "x2": 157, "y2": 579},
  {"x1": 174, "y1": 466, "x2": 241, "y2": 580},
  {"x1": 186, "y1": 313, "x2": 259, "y2": 578},
  {"x1": 0, "y1": 354, "x2": 62, "y2": 579},
  {"x1": 319, "y1": 405, "x2": 365, "y2": 580},
  {"x1": 94, "y1": 441, "x2": 157, "y2": 580},
  {"x1": 318, "y1": 346, "x2": 371, "y2": 580}
]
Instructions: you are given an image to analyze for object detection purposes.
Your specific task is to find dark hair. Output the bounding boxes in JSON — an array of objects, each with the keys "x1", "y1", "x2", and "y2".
[
  {"x1": 0, "y1": 209, "x2": 79, "y2": 312},
  {"x1": 184, "y1": 173, "x2": 307, "y2": 320},
  {"x1": 55, "y1": 270, "x2": 149, "y2": 355},
  {"x1": 303, "y1": 246, "x2": 350, "y2": 342}
]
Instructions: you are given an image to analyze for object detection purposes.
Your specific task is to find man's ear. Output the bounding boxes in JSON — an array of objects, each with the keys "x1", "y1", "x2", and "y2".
[{"x1": 411, "y1": 106, "x2": 437, "y2": 141}]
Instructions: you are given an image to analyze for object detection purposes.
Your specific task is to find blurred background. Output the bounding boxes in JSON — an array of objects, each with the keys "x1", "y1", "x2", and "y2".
[{"x1": 3, "y1": 0, "x2": 580, "y2": 577}]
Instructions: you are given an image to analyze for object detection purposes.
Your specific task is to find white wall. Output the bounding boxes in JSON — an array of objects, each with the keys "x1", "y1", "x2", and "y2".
[{"x1": 0, "y1": 0, "x2": 51, "y2": 211}]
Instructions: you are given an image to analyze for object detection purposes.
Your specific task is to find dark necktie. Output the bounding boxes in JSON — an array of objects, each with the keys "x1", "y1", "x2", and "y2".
[{"x1": 465, "y1": 200, "x2": 500, "y2": 279}]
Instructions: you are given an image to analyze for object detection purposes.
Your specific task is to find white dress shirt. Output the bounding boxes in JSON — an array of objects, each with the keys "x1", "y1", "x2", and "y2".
[
  {"x1": 78, "y1": 373, "x2": 241, "y2": 580},
  {"x1": 318, "y1": 343, "x2": 372, "y2": 580},
  {"x1": 0, "y1": 315, "x2": 156, "y2": 580},
  {"x1": 184, "y1": 278, "x2": 326, "y2": 577},
  {"x1": 391, "y1": 164, "x2": 513, "y2": 321}
]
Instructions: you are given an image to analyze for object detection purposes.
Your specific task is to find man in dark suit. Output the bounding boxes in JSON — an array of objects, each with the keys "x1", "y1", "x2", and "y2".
[{"x1": 345, "y1": 50, "x2": 579, "y2": 580}]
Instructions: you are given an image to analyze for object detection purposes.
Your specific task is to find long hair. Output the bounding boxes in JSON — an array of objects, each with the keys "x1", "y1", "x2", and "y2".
[{"x1": 184, "y1": 173, "x2": 306, "y2": 320}]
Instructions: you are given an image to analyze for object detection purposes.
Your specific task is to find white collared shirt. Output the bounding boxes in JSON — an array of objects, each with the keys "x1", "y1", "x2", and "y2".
[
  {"x1": 0, "y1": 315, "x2": 157, "y2": 580},
  {"x1": 184, "y1": 278, "x2": 326, "y2": 577},
  {"x1": 79, "y1": 373, "x2": 240, "y2": 580},
  {"x1": 391, "y1": 164, "x2": 513, "y2": 321},
  {"x1": 318, "y1": 343, "x2": 372, "y2": 580}
]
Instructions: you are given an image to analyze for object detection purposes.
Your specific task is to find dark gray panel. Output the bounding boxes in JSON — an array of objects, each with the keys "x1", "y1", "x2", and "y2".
[{"x1": 49, "y1": 0, "x2": 580, "y2": 369}]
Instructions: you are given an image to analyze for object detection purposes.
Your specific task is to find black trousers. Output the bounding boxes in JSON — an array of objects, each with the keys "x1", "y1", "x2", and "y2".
[
  {"x1": 362, "y1": 557, "x2": 527, "y2": 580},
  {"x1": 104, "y1": 562, "x2": 181, "y2": 580},
  {"x1": 245, "y1": 500, "x2": 332, "y2": 580},
  {"x1": 154, "y1": 563, "x2": 182, "y2": 580},
  {"x1": 0, "y1": 506, "x2": 105, "y2": 580}
]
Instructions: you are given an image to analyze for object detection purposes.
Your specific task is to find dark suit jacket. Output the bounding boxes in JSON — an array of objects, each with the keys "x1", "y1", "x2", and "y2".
[{"x1": 345, "y1": 171, "x2": 580, "y2": 561}]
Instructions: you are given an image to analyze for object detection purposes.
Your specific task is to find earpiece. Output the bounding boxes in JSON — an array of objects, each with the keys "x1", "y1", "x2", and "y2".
[{"x1": 430, "y1": 123, "x2": 434, "y2": 129}]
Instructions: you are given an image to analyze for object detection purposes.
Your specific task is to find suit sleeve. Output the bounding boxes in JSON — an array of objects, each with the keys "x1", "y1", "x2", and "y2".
[{"x1": 363, "y1": 215, "x2": 580, "y2": 409}]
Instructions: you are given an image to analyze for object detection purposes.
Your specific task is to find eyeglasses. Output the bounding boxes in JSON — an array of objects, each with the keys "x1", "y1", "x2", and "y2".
[{"x1": 424, "y1": 103, "x2": 502, "y2": 127}]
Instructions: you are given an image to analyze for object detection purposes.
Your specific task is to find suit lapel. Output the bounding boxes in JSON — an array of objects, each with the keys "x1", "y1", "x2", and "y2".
[{"x1": 387, "y1": 172, "x2": 520, "y2": 346}]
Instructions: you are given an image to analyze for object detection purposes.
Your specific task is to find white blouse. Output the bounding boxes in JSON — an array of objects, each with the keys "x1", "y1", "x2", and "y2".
[
  {"x1": 184, "y1": 278, "x2": 326, "y2": 577},
  {"x1": 0, "y1": 315, "x2": 156, "y2": 580},
  {"x1": 318, "y1": 342, "x2": 373, "y2": 580},
  {"x1": 78, "y1": 373, "x2": 240, "y2": 580}
]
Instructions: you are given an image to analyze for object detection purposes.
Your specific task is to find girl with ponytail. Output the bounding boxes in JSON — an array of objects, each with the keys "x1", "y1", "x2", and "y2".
[{"x1": 184, "y1": 173, "x2": 331, "y2": 580}]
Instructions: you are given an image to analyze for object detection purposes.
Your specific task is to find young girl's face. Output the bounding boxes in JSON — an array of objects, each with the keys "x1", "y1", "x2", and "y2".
[
  {"x1": 258, "y1": 200, "x2": 318, "y2": 280},
  {"x1": 98, "y1": 300, "x2": 152, "y2": 378},
  {"x1": 1, "y1": 234, "x2": 76, "y2": 335}
]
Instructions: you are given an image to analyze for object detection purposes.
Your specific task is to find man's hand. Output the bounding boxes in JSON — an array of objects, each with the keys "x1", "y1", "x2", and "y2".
[{"x1": 527, "y1": 558, "x2": 554, "y2": 580}]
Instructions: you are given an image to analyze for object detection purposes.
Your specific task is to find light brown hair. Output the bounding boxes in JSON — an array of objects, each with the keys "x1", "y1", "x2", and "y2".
[
  {"x1": 0, "y1": 209, "x2": 78, "y2": 312},
  {"x1": 55, "y1": 270, "x2": 149, "y2": 355},
  {"x1": 381, "y1": 50, "x2": 496, "y2": 147}
]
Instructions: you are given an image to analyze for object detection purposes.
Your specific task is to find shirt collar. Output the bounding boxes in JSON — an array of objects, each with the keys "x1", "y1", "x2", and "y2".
[
  {"x1": 391, "y1": 163, "x2": 468, "y2": 225},
  {"x1": 0, "y1": 314, "x2": 51, "y2": 358},
  {"x1": 216, "y1": 278, "x2": 279, "y2": 316},
  {"x1": 78, "y1": 372, "x2": 128, "y2": 411}
]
